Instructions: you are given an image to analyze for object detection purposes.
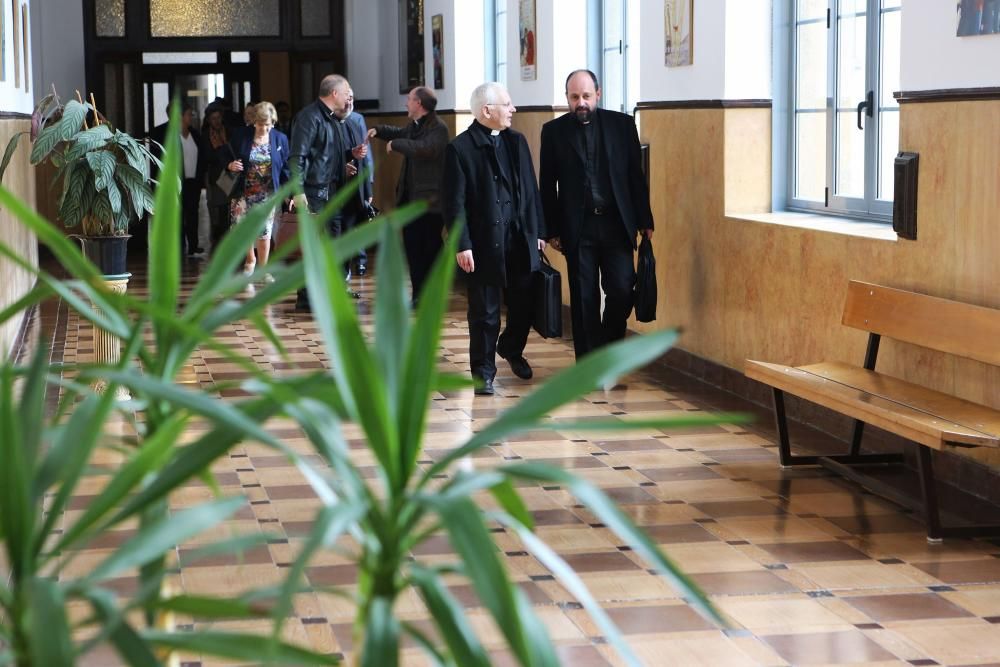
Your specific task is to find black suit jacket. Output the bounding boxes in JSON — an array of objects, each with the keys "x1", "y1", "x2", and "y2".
[
  {"x1": 373, "y1": 111, "x2": 449, "y2": 212},
  {"x1": 539, "y1": 108, "x2": 653, "y2": 250},
  {"x1": 441, "y1": 120, "x2": 545, "y2": 286}
]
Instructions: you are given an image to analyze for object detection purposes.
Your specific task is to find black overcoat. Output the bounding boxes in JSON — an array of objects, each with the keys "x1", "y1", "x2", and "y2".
[{"x1": 441, "y1": 120, "x2": 545, "y2": 286}]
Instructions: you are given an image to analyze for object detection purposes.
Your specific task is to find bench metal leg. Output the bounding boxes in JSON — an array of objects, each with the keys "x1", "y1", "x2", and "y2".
[
  {"x1": 773, "y1": 388, "x2": 818, "y2": 466},
  {"x1": 916, "y1": 446, "x2": 943, "y2": 542},
  {"x1": 850, "y1": 421, "x2": 866, "y2": 456},
  {"x1": 771, "y1": 388, "x2": 898, "y2": 467}
]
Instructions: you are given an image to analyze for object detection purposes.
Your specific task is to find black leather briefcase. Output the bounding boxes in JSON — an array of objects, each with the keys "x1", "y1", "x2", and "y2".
[{"x1": 532, "y1": 252, "x2": 563, "y2": 338}]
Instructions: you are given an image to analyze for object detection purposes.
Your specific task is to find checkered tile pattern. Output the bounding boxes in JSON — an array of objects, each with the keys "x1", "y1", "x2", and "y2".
[{"x1": 22, "y1": 258, "x2": 1000, "y2": 666}]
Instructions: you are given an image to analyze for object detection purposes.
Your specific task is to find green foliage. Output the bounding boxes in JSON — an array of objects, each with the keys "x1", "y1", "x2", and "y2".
[
  {"x1": 271, "y1": 211, "x2": 741, "y2": 665},
  {"x1": 1, "y1": 93, "x2": 159, "y2": 236},
  {"x1": 0, "y1": 95, "x2": 742, "y2": 665}
]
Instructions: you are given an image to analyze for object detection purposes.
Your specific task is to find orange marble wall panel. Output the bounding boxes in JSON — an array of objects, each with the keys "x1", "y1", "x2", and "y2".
[
  {"x1": 0, "y1": 118, "x2": 39, "y2": 358},
  {"x1": 724, "y1": 108, "x2": 771, "y2": 214}
]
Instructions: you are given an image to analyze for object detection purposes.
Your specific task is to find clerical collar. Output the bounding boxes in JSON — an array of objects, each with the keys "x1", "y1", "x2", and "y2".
[{"x1": 490, "y1": 129, "x2": 500, "y2": 136}]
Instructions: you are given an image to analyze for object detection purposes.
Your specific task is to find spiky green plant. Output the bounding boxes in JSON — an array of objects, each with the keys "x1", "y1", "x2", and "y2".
[
  {"x1": 0, "y1": 97, "x2": 740, "y2": 666},
  {"x1": 254, "y1": 200, "x2": 741, "y2": 666}
]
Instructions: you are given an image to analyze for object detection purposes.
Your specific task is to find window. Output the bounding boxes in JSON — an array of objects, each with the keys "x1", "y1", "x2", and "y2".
[
  {"x1": 490, "y1": 0, "x2": 507, "y2": 85},
  {"x1": 789, "y1": 0, "x2": 900, "y2": 219},
  {"x1": 602, "y1": 0, "x2": 626, "y2": 112}
]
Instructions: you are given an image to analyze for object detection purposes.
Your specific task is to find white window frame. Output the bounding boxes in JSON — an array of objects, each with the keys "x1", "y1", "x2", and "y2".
[
  {"x1": 787, "y1": 0, "x2": 900, "y2": 221},
  {"x1": 485, "y1": 0, "x2": 507, "y2": 85},
  {"x1": 601, "y1": 0, "x2": 627, "y2": 113}
]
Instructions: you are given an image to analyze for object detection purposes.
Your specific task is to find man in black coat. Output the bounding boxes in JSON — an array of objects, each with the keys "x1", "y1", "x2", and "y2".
[
  {"x1": 368, "y1": 86, "x2": 449, "y2": 304},
  {"x1": 540, "y1": 70, "x2": 654, "y2": 360},
  {"x1": 441, "y1": 82, "x2": 546, "y2": 396}
]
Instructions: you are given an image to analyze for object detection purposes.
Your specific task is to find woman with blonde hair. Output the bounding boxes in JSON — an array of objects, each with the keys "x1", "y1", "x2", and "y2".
[{"x1": 226, "y1": 101, "x2": 290, "y2": 279}]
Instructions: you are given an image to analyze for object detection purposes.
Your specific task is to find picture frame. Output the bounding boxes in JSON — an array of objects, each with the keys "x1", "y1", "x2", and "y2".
[
  {"x1": 432, "y1": 13, "x2": 443, "y2": 89},
  {"x1": 664, "y1": 0, "x2": 693, "y2": 67},
  {"x1": 519, "y1": 0, "x2": 536, "y2": 81},
  {"x1": 957, "y1": 0, "x2": 1000, "y2": 36},
  {"x1": 398, "y1": 0, "x2": 425, "y2": 94}
]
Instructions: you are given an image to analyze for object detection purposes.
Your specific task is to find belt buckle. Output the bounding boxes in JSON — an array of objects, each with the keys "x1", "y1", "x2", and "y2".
[{"x1": 592, "y1": 206, "x2": 605, "y2": 216}]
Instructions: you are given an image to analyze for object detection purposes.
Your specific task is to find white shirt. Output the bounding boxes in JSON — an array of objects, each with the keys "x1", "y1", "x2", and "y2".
[{"x1": 180, "y1": 132, "x2": 198, "y2": 179}]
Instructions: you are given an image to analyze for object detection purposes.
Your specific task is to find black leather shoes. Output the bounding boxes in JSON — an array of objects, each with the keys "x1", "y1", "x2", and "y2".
[
  {"x1": 503, "y1": 355, "x2": 533, "y2": 380},
  {"x1": 474, "y1": 378, "x2": 495, "y2": 396}
]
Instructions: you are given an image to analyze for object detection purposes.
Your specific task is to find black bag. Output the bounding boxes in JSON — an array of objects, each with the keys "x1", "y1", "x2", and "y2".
[
  {"x1": 532, "y1": 251, "x2": 563, "y2": 338},
  {"x1": 214, "y1": 144, "x2": 240, "y2": 198},
  {"x1": 634, "y1": 235, "x2": 657, "y2": 322},
  {"x1": 215, "y1": 170, "x2": 239, "y2": 198}
]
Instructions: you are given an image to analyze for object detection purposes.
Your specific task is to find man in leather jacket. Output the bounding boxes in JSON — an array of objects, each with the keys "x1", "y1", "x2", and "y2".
[{"x1": 289, "y1": 74, "x2": 365, "y2": 307}]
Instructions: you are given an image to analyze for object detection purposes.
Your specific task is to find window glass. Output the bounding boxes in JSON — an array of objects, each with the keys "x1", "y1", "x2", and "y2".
[
  {"x1": 149, "y1": 0, "x2": 280, "y2": 37},
  {"x1": 301, "y1": 0, "x2": 331, "y2": 37},
  {"x1": 788, "y1": 0, "x2": 899, "y2": 219},
  {"x1": 95, "y1": 0, "x2": 125, "y2": 37}
]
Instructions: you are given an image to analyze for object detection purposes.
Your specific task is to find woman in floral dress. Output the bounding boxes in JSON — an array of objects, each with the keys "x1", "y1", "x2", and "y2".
[{"x1": 227, "y1": 102, "x2": 290, "y2": 279}]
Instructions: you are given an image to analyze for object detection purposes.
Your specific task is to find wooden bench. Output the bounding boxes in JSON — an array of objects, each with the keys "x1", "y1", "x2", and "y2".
[{"x1": 745, "y1": 280, "x2": 1000, "y2": 542}]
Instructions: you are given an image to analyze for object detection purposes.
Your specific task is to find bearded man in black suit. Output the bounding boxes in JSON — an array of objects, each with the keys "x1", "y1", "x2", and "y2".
[{"x1": 540, "y1": 70, "x2": 654, "y2": 360}]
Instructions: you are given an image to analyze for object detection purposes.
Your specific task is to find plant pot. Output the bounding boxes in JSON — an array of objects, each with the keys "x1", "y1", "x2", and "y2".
[{"x1": 75, "y1": 235, "x2": 131, "y2": 276}]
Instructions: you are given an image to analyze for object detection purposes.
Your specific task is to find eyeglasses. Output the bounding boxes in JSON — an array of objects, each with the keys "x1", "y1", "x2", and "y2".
[{"x1": 485, "y1": 102, "x2": 515, "y2": 110}]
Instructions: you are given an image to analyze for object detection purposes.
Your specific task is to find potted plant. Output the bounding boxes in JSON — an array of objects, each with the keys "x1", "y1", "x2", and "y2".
[{"x1": 0, "y1": 88, "x2": 157, "y2": 276}]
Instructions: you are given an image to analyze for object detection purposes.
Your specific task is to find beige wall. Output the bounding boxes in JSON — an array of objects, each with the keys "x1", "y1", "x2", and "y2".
[
  {"x1": 634, "y1": 100, "x2": 1000, "y2": 467},
  {"x1": 0, "y1": 118, "x2": 40, "y2": 358}
]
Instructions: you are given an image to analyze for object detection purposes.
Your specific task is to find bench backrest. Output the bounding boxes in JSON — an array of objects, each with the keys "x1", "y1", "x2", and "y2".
[{"x1": 842, "y1": 281, "x2": 1000, "y2": 366}]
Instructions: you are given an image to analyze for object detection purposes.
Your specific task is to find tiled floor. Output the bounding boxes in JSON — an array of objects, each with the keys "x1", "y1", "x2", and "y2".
[{"x1": 28, "y1": 257, "x2": 1000, "y2": 666}]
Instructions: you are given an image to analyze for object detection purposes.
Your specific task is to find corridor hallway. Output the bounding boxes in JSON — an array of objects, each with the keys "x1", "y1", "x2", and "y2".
[{"x1": 31, "y1": 259, "x2": 1000, "y2": 667}]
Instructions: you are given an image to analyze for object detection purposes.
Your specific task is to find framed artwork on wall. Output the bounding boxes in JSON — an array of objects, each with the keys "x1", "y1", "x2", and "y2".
[
  {"x1": 957, "y1": 0, "x2": 1000, "y2": 36},
  {"x1": 432, "y1": 14, "x2": 443, "y2": 89},
  {"x1": 519, "y1": 0, "x2": 536, "y2": 81},
  {"x1": 664, "y1": 0, "x2": 692, "y2": 67},
  {"x1": 398, "y1": 0, "x2": 425, "y2": 93}
]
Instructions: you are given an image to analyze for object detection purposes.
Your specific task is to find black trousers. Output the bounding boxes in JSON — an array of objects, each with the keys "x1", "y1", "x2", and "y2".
[
  {"x1": 296, "y1": 195, "x2": 344, "y2": 307},
  {"x1": 467, "y1": 231, "x2": 533, "y2": 382},
  {"x1": 403, "y1": 211, "x2": 443, "y2": 302},
  {"x1": 566, "y1": 211, "x2": 636, "y2": 359},
  {"x1": 341, "y1": 198, "x2": 367, "y2": 265},
  {"x1": 181, "y1": 179, "x2": 202, "y2": 254},
  {"x1": 207, "y1": 203, "x2": 230, "y2": 254}
]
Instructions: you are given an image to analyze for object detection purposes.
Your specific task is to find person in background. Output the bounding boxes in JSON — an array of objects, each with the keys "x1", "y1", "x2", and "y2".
[
  {"x1": 148, "y1": 101, "x2": 204, "y2": 257},
  {"x1": 226, "y1": 102, "x2": 290, "y2": 281},
  {"x1": 201, "y1": 104, "x2": 235, "y2": 254},
  {"x1": 368, "y1": 86, "x2": 448, "y2": 304},
  {"x1": 275, "y1": 100, "x2": 293, "y2": 136},
  {"x1": 440, "y1": 82, "x2": 546, "y2": 396},
  {"x1": 539, "y1": 70, "x2": 654, "y2": 360},
  {"x1": 339, "y1": 93, "x2": 374, "y2": 278}
]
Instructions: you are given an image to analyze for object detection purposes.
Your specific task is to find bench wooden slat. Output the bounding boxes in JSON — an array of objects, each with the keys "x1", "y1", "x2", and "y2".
[
  {"x1": 842, "y1": 281, "x2": 1000, "y2": 366},
  {"x1": 745, "y1": 360, "x2": 1000, "y2": 450},
  {"x1": 801, "y1": 361, "x2": 1000, "y2": 440}
]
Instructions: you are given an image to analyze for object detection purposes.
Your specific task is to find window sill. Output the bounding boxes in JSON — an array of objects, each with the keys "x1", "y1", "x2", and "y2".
[{"x1": 726, "y1": 211, "x2": 898, "y2": 241}]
